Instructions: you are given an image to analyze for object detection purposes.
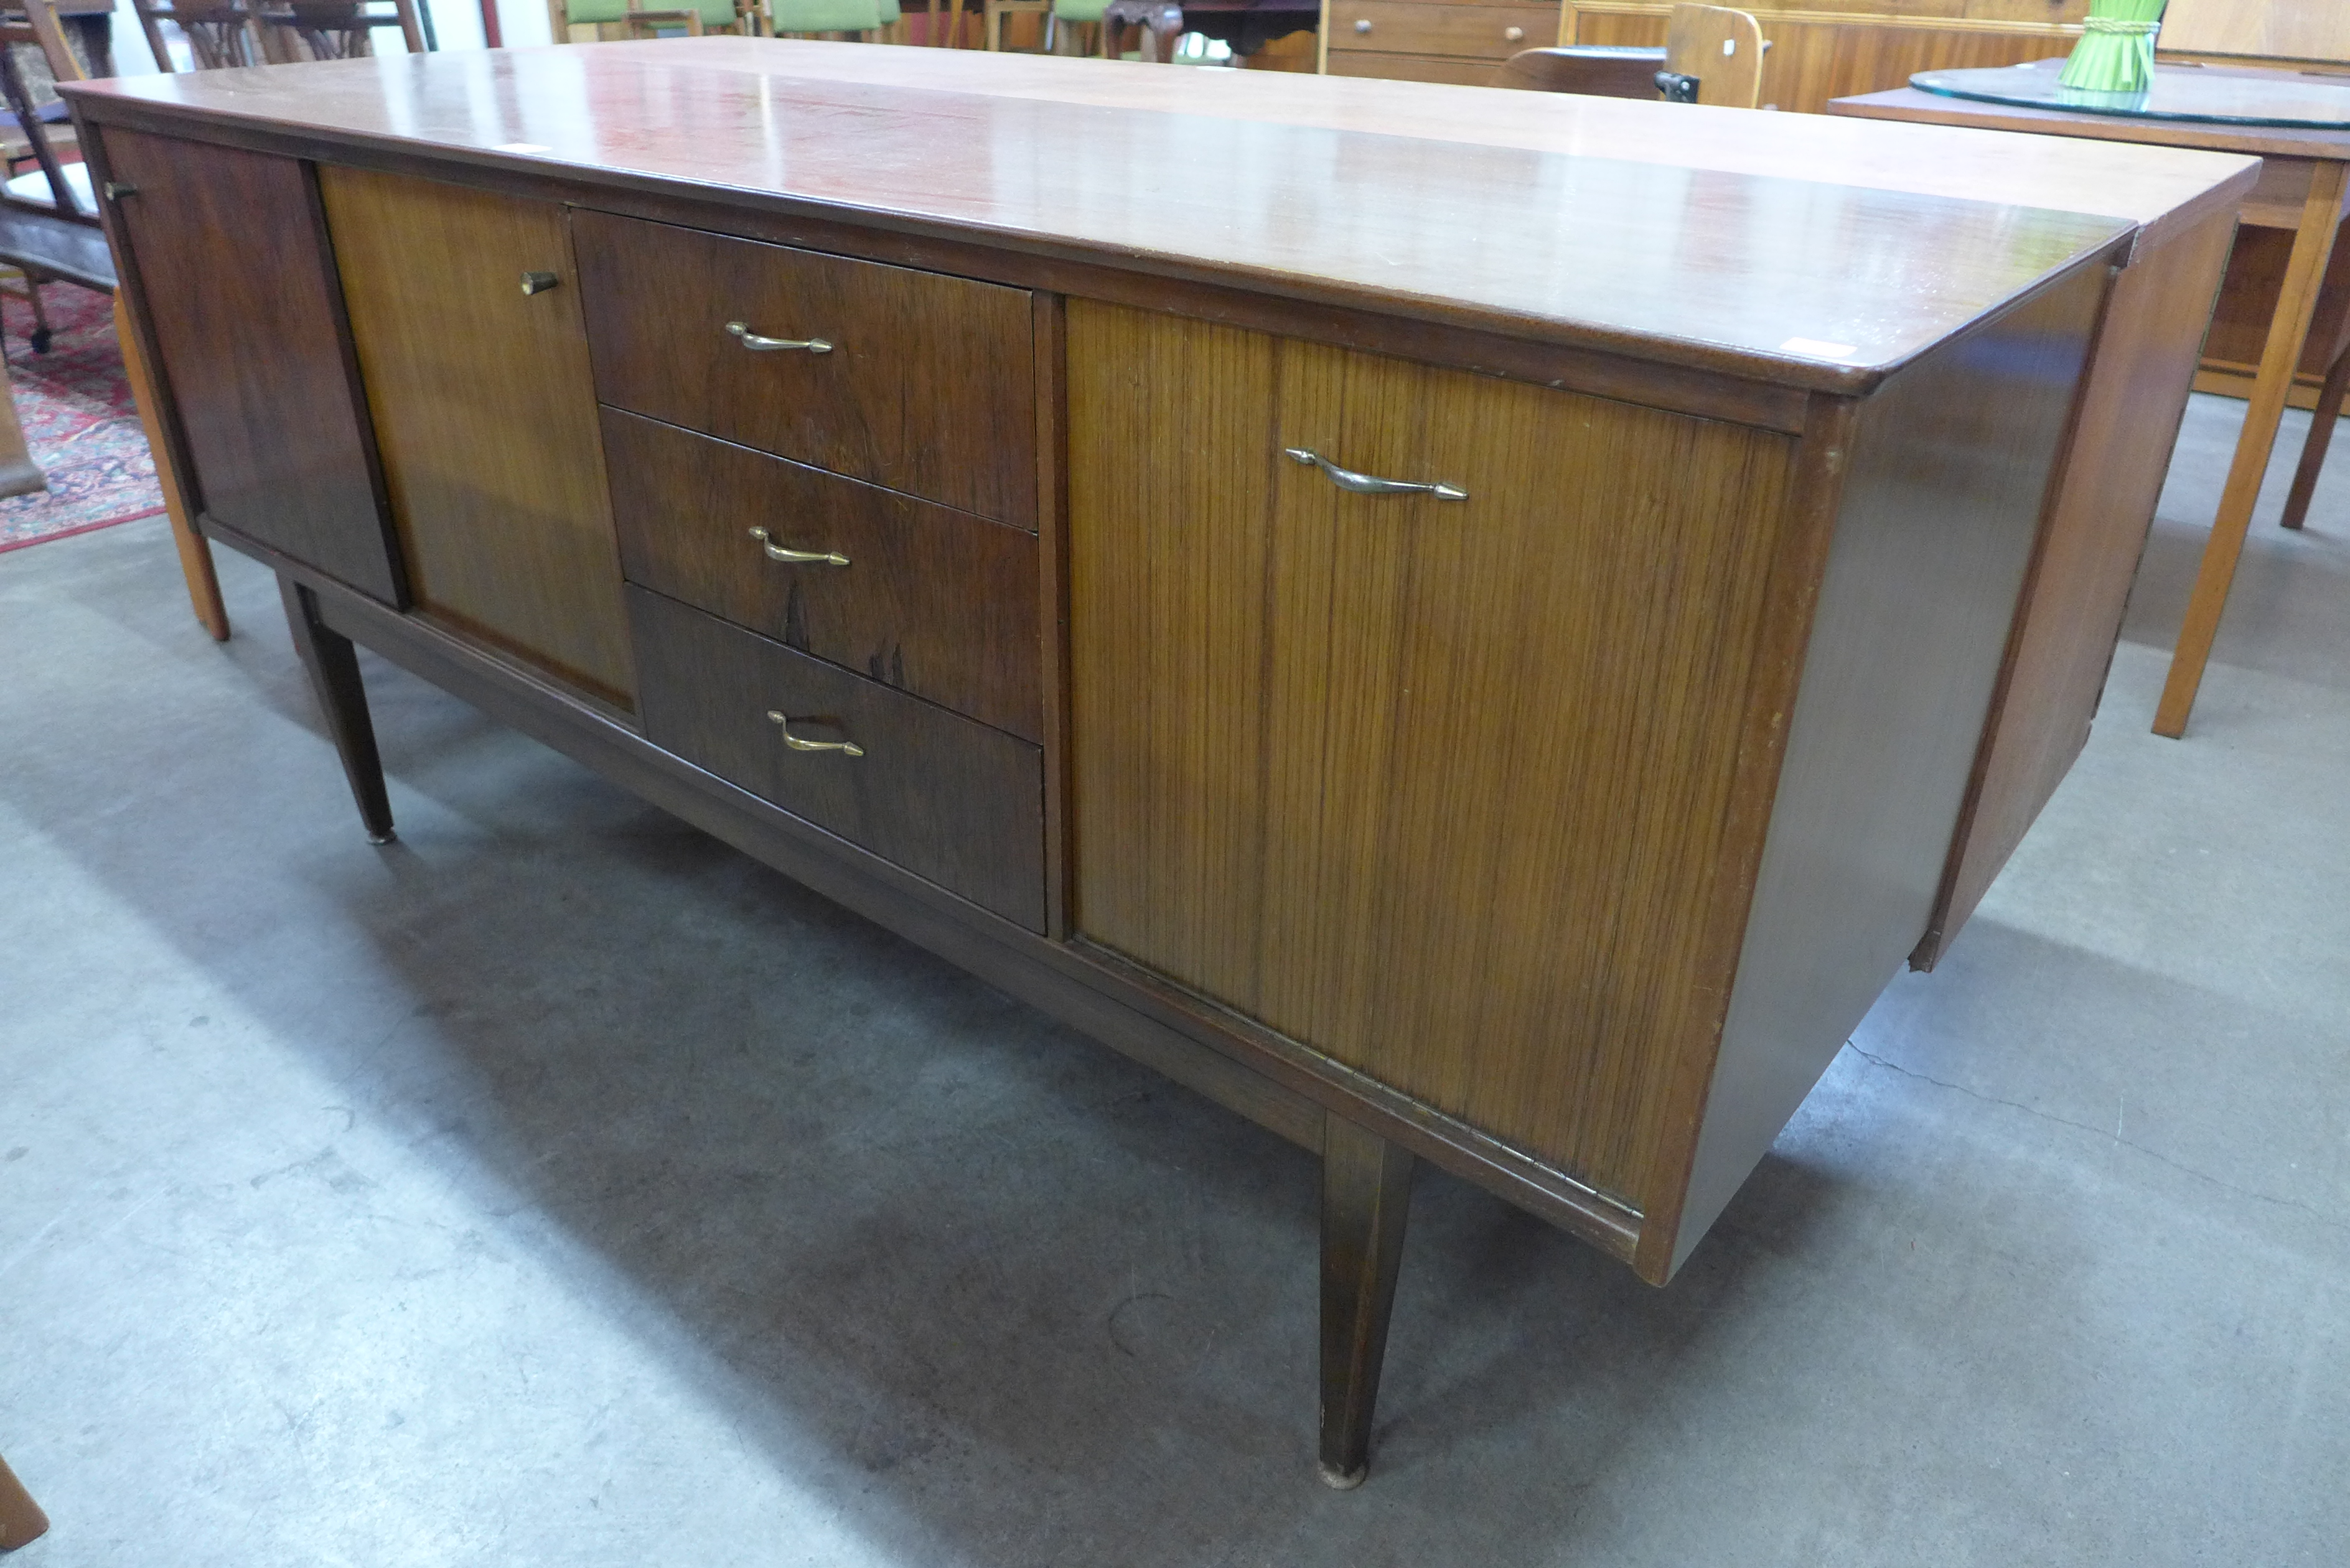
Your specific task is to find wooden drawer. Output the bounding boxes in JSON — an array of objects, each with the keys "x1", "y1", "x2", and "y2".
[
  {"x1": 1324, "y1": 49, "x2": 1515, "y2": 86},
  {"x1": 573, "y1": 209, "x2": 1036, "y2": 525},
  {"x1": 604, "y1": 409, "x2": 1043, "y2": 742},
  {"x1": 630, "y1": 586, "x2": 1046, "y2": 930},
  {"x1": 1327, "y1": 2, "x2": 1550, "y2": 62}
]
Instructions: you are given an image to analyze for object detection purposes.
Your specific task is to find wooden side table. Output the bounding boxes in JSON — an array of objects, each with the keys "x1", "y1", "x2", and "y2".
[{"x1": 1830, "y1": 63, "x2": 2350, "y2": 739}]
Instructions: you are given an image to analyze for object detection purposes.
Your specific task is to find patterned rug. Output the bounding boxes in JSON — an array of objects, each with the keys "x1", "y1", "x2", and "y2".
[{"x1": 0, "y1": 284, "x2": 166, "y2": 556}]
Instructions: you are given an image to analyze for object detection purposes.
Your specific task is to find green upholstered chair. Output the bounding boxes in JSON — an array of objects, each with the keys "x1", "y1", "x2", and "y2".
[
  {"x1": 985, "y1": 0, "x2": 1109, "y2": 54},
  {"x1": 546, "y1": 0, "x2": 754, "y2": 42},
  {"x1": 767, "y1": 0, "x2": 884, "y2": 35}
]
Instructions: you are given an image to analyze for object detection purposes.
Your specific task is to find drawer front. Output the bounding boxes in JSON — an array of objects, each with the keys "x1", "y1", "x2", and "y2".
[
  {"x1": 1324, "y1": 49, "x2": 1515, "y2": 85},
  {"x1": 1328, "y1": 2, "x2": 1550, "y2": 61},
  {"x1": 606, "y1": 410, "x2": 1043, "y2": 742},
  {"x1": 631, "y1": 587, "x2": 1046, "y2": 930},
  {"x1": 573, "y1": 209, "x2": 1037, "y2": 525}
]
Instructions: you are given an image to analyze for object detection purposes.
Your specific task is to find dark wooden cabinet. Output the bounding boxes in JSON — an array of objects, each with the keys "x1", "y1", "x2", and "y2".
[
  {"x1": 71, "y1": 41, "x2": 2250, "y2": 1487},
  {"x1": 98, "y1": 128, "x2": 401, "y2": 605}
]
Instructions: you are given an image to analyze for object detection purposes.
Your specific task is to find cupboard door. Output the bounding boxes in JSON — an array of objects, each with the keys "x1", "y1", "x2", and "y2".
[
  {"x1": 320, "y1": 169, "x2": 636, "y2": 711},
  {"x1": 101, "y1": 128, "x2": 402, "y2": 605},
  {"x1": 1065, "y1": 302, "x2": 1797, "y2": 1198}
]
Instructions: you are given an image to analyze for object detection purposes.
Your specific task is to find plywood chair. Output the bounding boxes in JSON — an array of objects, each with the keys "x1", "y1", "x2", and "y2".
[
  {"x1": 0, "y1": 1452, "x2": 49, "y2": 1551},
  {"x1": 1491, "y1": 44, "x2": 1667, "y2": 97},
  {"x1": 1658, "y1": 3, "x2": 1765, "y2": 109},
  {"x1": 2158, "y1": 0, "x2": 2350, "y2": 72}
]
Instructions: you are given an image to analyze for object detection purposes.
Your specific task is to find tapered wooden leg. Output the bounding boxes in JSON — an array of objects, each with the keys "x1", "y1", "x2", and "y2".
[
  {"x1": 0, "y1": 1453, "x2": 49, "y2": 1551},
  {"x1": 2156, "y1": 164, "x2": 2348, "y2": 737},
  {"x1": 2280, "y1": 340, "x2": 2350, "y2": 533},
  {"x1": 116, "y1": 294, "x2": 228, "y2": 640},
  {"x1": 0, "y1": 347, "x2": 46, "y2": 500},
  {"x1": 1319, "y1": 1114, "x2": 1415, "y2": 1490},
  {"x1": 279, "y1": 575, "x2": 395, "y2": 844}
]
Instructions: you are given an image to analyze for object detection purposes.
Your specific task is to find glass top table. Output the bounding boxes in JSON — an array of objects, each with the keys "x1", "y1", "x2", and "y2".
[{"x1": 1911, "y1": 57, "x2": 2350, "y2": 130}]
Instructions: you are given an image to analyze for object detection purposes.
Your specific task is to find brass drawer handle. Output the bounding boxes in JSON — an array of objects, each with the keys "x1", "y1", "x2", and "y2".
[
  {"x1": 727, "y1": 320, "x2": 834, "y2": 355},
  {"x1": 767, "y1": 711, "x2": 864, "y2": 756},
  {"x1": 749, "y1": 526, "x2": 849, "y2": 567},
  {"x1": 1284, "y1": 447, "x2": 1468, "y2": 502}
]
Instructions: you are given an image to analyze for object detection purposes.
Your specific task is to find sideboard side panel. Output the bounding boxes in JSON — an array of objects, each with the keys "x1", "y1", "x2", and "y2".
[
  {"x1": 1914, "y1": 201, "x2": 2239, "y2": 968},
  {"x1": 99, "y1": 127, "x2": 403, "y2": 606},
  {"x1": 1669, "y1": 254, "x2": 2117, "y2": 1277}
]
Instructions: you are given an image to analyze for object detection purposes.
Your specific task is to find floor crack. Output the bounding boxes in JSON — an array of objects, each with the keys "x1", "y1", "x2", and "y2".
[{"x1": 1840, "y1": 1042, "x2": 2346, "y2": 1233}]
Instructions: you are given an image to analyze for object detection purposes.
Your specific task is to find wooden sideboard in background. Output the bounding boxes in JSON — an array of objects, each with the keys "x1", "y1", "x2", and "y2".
[{"x1": 1561, "y1": 2, "x2": 2086, "y2": 112}]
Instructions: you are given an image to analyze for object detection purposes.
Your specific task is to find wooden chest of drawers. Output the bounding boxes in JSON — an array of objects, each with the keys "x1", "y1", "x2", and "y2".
[
  {"x1": 1322, "y1": 0, "x2": 1557, "y2": 84},
  {"x1": 70, "y1": 41, "x2": 2252, "y2": 1488}
]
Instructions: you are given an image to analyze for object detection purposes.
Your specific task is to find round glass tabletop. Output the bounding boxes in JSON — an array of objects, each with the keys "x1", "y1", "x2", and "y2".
[{"x1": 1909, "y1": 57, "x2": 2350, "y2": 130}]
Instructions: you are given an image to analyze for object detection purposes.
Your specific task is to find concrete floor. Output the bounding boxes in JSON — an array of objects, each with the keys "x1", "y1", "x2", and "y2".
[{"x1": 2, "y1": 393, "x2": 2345, "y2": 1566}]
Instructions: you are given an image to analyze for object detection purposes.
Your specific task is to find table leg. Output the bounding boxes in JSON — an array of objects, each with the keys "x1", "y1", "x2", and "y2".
[
  {"x1": 116, "y1": 293, "x2": 228, "y2": 641},
  {"x1": 0, "y1": 1453, "x2": 48, "y2": 1551},
  {"x1": 1319, "y1": 1114, "x2": 1415, "y2": 1490},
  {"x1": 0, "y1": 347, "x2": 46, "y2": 500},
  {"x1": 2155, "y1": 163, "x2": 2349, "y2": 738},
  {"x1": 280, "y1": 575, "x2": 396, "y2": 844},
  {"x1": 2279, "y1": 338, "x2": 2350, "y2": 533}
]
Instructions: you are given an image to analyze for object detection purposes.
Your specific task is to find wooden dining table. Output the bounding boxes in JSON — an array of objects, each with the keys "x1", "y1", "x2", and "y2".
[{"x1": 1830, "y1": 60, "x2": 2350, "y2": 740}]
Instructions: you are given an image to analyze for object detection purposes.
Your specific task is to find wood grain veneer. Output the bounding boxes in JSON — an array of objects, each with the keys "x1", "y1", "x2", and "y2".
[
  {"x1": 631, "y1": 587, "x2": 1047, "y2": 931},
  {"x1": 1067, "y1": 301, "x2": 1797, "y2": 1203},
  {"x1": 321, "y1": 167, "x2": 636, "y2": 709},
  {"x1": 96, "y1": 126, "x2": 401, "y2": 606},
  {"x1": 62, "y1": 42, "x2": 2149, "y2": 396},
  {"x1": 2159, "y1": 0, "x2": 2350, "y2": 68},
  {"x1": 604, "y1": 410, "x2": 1044, "y2": 742},
  {"x1": 573, "y1": 209, "x2": 1036, "y2": 526}
]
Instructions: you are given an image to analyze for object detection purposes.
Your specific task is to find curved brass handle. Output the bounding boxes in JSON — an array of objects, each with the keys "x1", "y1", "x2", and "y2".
[
  {"x1": 1284, "y1": 447, "x2": 1468, "y2": 502},
  {"x1": 727, "y1": 320, "x2": 834, "y2": 355},
  {"x1": 767, "y1": 711, "x2": 864, "y2": 756},
  {"x1": 749, "y1": 526, "x2": 849, "y2": 567}
]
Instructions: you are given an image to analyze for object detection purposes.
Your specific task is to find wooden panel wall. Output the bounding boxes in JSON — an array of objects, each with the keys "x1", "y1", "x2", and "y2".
[
  {"x1": 1065, "y1": 301, "x2": 1800, "y2": 1204},
  {"x1": 1562, "y1": 2, "x2": 2087, "y2": 114}
]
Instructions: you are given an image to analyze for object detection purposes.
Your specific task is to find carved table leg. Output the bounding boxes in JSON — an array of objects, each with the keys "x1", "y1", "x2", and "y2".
[
  {"x1": 1319, "y1": 1114, "x2": 1416, "y2": 1489},
  {"x1": 0, "y1": 1452, "x2": 49, "y2": 1551},
  {"x1": 279, "y1": 574, "x2": 395, "y2": 844}
]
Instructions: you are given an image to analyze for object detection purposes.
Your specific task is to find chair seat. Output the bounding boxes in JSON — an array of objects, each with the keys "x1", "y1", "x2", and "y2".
[
  {"x1": 0, "y1": 203, "x2": 115, "y2": 291},
  {"x1": 4, "y1": 161, "x2": 93, "y2": 215}
]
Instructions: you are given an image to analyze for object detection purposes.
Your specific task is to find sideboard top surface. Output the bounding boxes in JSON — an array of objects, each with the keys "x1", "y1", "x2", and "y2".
[{"x1": 62, "y1": 40, "x2": 2232, "y2": 393}]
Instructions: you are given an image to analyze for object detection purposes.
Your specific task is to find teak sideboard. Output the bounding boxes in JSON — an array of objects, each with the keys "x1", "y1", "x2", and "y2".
[{"x1": 65, "y1": 41, "x2": 2252, "y2": 1486}]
